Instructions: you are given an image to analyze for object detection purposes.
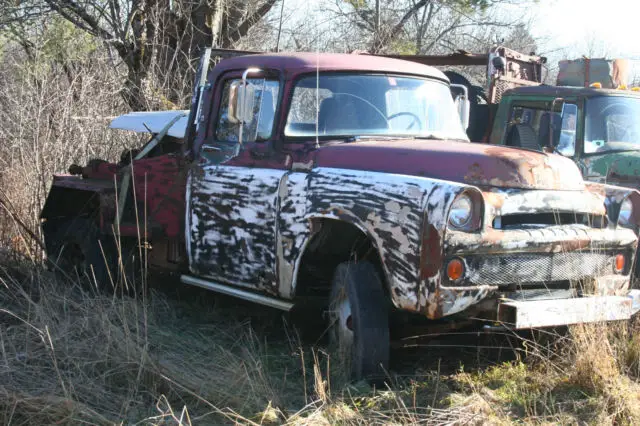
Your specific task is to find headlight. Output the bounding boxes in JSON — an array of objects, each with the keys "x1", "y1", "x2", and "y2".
[
  {"x1": 619, "y1": 197, "x2": 633, "y2": 227},
  {"x1": 449, "y1": 194, "x2": 473, "y2": 229}
]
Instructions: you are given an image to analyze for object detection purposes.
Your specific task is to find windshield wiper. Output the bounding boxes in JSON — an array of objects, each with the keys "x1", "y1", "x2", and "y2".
[
  {"x1": 342, "y1": 135, "x2": 412, "y2": 142},
  {"x1": 414, "y1": 134, "x2": 457, "y2": 141}
]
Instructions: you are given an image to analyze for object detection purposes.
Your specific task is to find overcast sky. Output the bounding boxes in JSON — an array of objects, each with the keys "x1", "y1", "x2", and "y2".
[{"x1": 528, "y1": 0, "x2": 640, "y2": 59}]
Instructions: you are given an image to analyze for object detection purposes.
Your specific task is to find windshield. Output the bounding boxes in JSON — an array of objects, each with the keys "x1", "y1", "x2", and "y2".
[
  {"x1": 285, "y1": 74, "x2": 468, "y2": 141},
  {"x1": 585, "y1": 96, "x2": 640, "y2": 154}
]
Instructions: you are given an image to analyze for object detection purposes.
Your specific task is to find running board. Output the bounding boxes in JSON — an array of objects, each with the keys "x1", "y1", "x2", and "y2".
[{"x1": 180, "y1": 275, "x2": 294, "y2": 311}]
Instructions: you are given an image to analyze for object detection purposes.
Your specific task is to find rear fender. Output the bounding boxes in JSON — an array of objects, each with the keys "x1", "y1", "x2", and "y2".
[{"x1": 41, "y1": 176, "x2": 116, "y2": 233}]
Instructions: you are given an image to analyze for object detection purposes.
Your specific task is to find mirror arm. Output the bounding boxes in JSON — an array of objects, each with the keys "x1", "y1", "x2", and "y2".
[{"x1": 238, "y1": 67, "x2": 262, "y2": 148}]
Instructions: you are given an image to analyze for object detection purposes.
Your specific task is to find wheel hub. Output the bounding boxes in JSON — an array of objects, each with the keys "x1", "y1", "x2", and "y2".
[{"x1": 334, "y1": 291, "x2": 354, "y2": 348}]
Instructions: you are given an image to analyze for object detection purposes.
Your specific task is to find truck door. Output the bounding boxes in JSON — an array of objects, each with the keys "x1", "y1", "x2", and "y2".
[{"x1": 187, "y1": 76, "x2": 285, "y2": 293}]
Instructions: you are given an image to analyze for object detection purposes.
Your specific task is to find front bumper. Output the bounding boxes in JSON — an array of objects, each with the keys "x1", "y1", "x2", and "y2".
[{"x1": 498, "y1": 289, "x2": 640, "y2": 329}]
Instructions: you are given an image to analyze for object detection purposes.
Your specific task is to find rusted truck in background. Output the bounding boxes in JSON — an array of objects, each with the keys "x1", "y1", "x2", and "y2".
[{"x1": 41, "y1": 50, "x2": 640, "y2": 381}]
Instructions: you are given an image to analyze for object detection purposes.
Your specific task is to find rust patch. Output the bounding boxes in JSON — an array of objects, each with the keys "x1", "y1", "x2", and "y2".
[{"x1": 481, "y1": 191, "x2": 505, "y2": 210}]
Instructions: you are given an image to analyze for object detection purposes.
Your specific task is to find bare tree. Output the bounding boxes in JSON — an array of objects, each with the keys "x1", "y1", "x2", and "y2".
[
  {"x1": 12, "y1": 0, "x2": 280, "y2": 110},
  {"x1": 328, "y1": 0, "x2": 528, "y2": 54}
]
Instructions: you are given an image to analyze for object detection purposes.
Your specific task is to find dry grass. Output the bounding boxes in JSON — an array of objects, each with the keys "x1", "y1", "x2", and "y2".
[
  {"x1": 2, "y1": 256, "x2": 640, "y2": 425},
  {"x1": 2, "y1": 22, "x2": 640, "y2": 426}
]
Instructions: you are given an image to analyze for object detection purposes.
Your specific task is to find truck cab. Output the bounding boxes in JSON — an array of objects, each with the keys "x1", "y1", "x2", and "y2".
[{"x1": 41, "y1": 52, "x2": 640, "y2": 382}]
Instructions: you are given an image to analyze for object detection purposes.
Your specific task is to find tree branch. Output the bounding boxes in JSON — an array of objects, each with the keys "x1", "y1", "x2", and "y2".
[
  {"x1": 44, "y1": 0, "x2": 115, "y2": 41},
  {"x1": 370, "y1": 0, "x2": 429, "y2": 53},
  {"x1": 223, "y1": 0, "x2": 278, "y2": 46}
]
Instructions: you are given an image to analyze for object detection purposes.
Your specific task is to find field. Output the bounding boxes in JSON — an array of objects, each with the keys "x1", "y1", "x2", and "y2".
[{"x1": 2, "y1": 255, "x2": 640, "y2": 425}]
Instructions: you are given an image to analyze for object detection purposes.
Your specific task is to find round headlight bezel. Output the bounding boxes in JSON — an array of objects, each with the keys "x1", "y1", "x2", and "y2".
[{"x1": 449, "y1": 193, "x2": 473, "y2": 229}]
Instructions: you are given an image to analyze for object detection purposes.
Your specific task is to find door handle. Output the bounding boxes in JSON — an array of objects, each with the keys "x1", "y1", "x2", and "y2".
[{"x1": 202, "y1": 145, "x2": 221, "y2": 152}]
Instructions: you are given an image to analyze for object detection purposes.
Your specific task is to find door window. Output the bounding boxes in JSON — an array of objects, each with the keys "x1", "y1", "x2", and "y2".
[{"x1": 506, "y1": 103, "x2": 576, "y2": 156}]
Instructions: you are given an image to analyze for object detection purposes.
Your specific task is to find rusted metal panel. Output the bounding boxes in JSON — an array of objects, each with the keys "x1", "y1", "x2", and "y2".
[
  {"x1": 557, "y1": 58, "x2": 629, "y2": 88},
  {"x1": 47, "y1": 175, "x2": 114, "y2": 192},
  {"x1": 124, "y1": 155, "x2": 185, "y2": 239},
  {"x1": 187, "y1": 163, "x2": 469, "y2": 311},
  {"x1": 304, "y1": 168, "x2": 467, "y2": 312}
]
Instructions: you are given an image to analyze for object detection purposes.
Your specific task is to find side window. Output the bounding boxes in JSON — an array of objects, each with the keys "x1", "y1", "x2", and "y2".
[
  {"x1": 216, "y1": 78, "x2": 280, "y2": 143},
  {"x1": 505, "y1": 105, "x2": 546, "y2": 150},
  {"x1": 506, "y1": 103, "x2": 577, "y2": 156}
]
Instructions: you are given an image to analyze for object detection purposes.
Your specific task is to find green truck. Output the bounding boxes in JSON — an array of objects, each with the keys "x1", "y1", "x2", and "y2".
[
  {"x1": 487, "y1": 58, "x2": 638, "y2": 185},
  {"x1": 488, "y1": 84, "x2": 640, "y2": 188},
  {"x1": 484, "y1": 58, "x2": 640, "y2": 273}
]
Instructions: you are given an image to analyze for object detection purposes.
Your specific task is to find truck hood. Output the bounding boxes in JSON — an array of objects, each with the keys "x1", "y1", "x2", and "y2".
[
  {"x1": 583, "y1": 150, "x2": 640, "y2": 189},
  {"x1": 314, "y1": 139, "x2": 585, "y2": 190}
]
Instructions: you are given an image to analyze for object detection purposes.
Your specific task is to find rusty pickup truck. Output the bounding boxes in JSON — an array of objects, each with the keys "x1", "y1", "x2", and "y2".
[{"x1": 41, "y1": 51, "x2": 640, "y2": 380}]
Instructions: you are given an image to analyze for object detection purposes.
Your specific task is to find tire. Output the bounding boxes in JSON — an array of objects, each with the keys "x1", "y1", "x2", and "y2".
[
  {"x1": 328, "y1": 261, "x2": 390, "y2": 382},
  {"x1": 44, "y1": 217, "x2": 115, "y2": 290}
]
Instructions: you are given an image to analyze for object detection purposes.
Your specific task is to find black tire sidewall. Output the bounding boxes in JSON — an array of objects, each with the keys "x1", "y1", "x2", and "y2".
[{"x1": 329, "y1": 261, "x2": 390, "y2": 382}]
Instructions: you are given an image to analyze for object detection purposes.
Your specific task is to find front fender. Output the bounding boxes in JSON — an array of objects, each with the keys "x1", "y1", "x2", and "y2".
[
  {"x1": 586, "y1": 181, "x2": 640, "y2": 230},
  {"x1": 302, "y1": 167, "x2": 471, "y2": 313}
]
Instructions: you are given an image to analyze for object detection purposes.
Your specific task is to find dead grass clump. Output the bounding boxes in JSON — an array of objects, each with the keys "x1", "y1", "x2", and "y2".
[
  {"x1": 569, "y1": 323, "x2": 621, "y2": 392},
  {"x1": 556, "y1": 322, "x2": 640, "y2": 424}
]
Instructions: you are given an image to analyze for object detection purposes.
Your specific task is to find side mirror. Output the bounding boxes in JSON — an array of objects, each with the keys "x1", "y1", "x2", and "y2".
[
  {"x1": 228, "y1": 80, "x2": 256, "y2": 124},
  {"x1": 545, "y1": 97, "x2": 564, "y2": 152},
  {"x1": 450, "y1": 84, "x2": 470, "y2": 130},
  {"x1": 557, "y1": 103, "x2": 578, "y2": 156}
]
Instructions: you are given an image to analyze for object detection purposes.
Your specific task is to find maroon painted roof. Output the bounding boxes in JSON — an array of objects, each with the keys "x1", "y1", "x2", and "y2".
[{"x1": 213, "y1": 52, "x2": 448, "y2": 81}]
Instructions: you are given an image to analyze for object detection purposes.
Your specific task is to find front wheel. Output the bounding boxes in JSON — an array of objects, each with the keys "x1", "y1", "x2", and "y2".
[{"x1": 328, "y1": 261, "x2": 389, "y2": 382}]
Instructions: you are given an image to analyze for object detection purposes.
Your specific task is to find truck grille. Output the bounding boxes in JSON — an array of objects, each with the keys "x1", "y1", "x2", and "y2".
[
  {"x1": 493, "y1": 213, "x2": 607, "y2": 229},
  {"x1": 462, "y1": 252, "x2": 617, "y2": 286}
]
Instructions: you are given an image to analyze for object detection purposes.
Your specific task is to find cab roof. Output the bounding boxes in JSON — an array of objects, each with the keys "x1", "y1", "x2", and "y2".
[
  {"x1": 504, "y1": 85, "x2": 640, "y2": 99},
  {"x1": 212, "y1": 52, "x2": 449, "y2": 82}
]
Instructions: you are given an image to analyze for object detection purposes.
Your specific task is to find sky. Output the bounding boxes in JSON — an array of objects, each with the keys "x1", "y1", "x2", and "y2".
[
  {"x1": 280, "y1": 0, "x2": 640, "y2": 81},
  {"x1": 527, "y1": 0, "x2": 640, "y2": 59},
  {"x1": 523, "y1": 0, "x2": 640, "y2": 82}
]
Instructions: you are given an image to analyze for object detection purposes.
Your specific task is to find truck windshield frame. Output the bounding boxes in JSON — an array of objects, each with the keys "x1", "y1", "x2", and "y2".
[
  {"x1": 284, "y1": 73, "x2": 469, "y2": 141},
  {"x1": 584, "y1": 95, "x2": 640, "y2": 155}
]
